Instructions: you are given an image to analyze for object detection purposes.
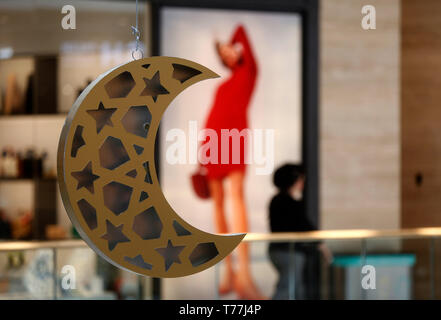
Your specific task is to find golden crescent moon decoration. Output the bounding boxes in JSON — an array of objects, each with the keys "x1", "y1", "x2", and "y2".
[{"x1": 57, "y1": 57, "x2": 245, "y2": 277}]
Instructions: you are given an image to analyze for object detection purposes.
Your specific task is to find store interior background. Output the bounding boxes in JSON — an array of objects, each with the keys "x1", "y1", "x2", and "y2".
[{"x1": 0, "y1": 0, "x2": 440, "y2": 299}]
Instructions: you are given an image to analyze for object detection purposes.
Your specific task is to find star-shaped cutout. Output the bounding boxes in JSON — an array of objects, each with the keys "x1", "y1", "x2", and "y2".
[
  {"x1": 101, "y1": 220, "x2": 130, "y2": 251},
  {"x1": 155, "y1": 240, "x2": 185, "y2": 271},
  {"x1": 86, "y1": 102, "x2": 117, "y2": 133},
  {"x1": 71, "y1": 161, "x2": 99, "y2": 194},
  {"x1": 140, "y1": 71, "x2": 169, "y2": 102}
]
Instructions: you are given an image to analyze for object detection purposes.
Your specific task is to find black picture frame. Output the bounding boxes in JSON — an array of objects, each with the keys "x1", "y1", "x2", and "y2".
[{"x1": 150, "y1": 0, "x2": 319, "y2": 299}]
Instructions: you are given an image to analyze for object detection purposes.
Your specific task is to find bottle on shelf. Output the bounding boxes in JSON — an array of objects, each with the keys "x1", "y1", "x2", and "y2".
[
  {"x1": 0, "y1": 146, "x2": 49, "y2": 179},
  {"x1": 2, "y1": 147, "x2": 18, "y2": 178}
]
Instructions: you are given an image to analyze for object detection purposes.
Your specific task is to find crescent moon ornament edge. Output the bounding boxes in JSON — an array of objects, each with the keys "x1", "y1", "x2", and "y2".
[{"x1": 57, "y1": 56, "x2": 245, "y2": 278}]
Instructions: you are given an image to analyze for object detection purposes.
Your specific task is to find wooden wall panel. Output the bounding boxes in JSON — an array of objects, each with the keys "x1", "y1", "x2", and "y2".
[
  {"x1": 320, "y1": 0, "x2": 401, "y2": 231},
  {"x1": 401, "y1": 0, "x2": 441, "y2": 228}
]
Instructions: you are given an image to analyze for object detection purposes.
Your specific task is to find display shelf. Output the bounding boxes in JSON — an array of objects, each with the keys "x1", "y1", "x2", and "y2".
[
  {"x1": 0, "y1": 55, "x2": 60, "y2": 241},
  {"x1": 0, "y1": 55, "x2": 58, "y2": 116},
  {"x1": 0, "y1": 177, "x2": 57, "y2": 182},
  {"x1": 0, "y1": 178, "x2": 57, "y2": 240},
  {"x1": 0, "y1": 113, "x2": 67, "y2": 118}
]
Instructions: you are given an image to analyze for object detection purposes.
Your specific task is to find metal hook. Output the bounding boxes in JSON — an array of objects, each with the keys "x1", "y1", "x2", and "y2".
[
  {"x1": 132, "y1": 48, "x2": 144, "y2": 60},
  {"x1": 130, "y1": 0, "x2": 143, "y2": 60}
]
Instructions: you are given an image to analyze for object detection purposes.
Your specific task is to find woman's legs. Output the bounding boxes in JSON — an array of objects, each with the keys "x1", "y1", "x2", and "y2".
[
  {"x1": 208, "y1": 177, "x2": 234, "y2": 294},
  {"x1": 229, "y1": 170, "x2": 265, "y2": 299}
]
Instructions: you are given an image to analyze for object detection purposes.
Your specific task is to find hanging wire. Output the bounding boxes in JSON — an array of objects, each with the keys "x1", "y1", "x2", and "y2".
[{"x1": 131, "y1": 0, "x2": 143, "y2": 60}]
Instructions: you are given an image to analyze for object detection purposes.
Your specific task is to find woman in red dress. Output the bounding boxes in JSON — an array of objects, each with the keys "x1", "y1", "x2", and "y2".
[{"x1": 200, "y1": 25, "x2": 264, "y2": 299}]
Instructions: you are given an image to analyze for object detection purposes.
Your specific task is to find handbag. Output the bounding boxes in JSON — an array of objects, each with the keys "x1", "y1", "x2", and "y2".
[{"x1": 191, "y1": 166, "x2": 211, "y2": 199}]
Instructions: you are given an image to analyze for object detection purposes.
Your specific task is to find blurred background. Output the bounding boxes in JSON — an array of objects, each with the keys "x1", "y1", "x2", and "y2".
[{"x1": 0, "y1": 0, "x2": 440, "y2": 300}]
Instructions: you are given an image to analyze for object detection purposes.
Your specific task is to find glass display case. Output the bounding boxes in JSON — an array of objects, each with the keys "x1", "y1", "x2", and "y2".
[{"x1": 0, "y1": 240, "x2": 151, "y2": 300}]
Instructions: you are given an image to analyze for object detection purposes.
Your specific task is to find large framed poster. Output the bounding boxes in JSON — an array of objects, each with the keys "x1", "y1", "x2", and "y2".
[{"x1": 152, "y1": 0, "x2": 318, "y2": 300}]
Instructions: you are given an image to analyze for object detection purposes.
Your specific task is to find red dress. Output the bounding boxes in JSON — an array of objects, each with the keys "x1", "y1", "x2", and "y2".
[{"x1": 200, "y1": 25, "x2": 258, "y2": 180}]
